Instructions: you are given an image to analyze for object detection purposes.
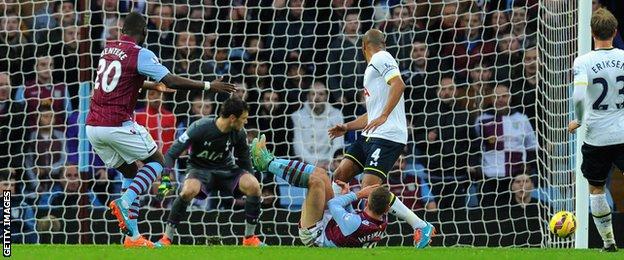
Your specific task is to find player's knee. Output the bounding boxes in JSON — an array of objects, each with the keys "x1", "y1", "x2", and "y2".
[
  {"x1": 143, "y1": 151, "x2": 166, "y2": 167},
  {"x1": 333, "y1": 160, "x2": 357, "y2": 181},
  {"x1": 307, "y1": 174, "x2": 324, "y2": 189},
  {"x1": 180, "y1": 180, "x2": 201, "y2": 201},
  {"x1": 332, "y1": 167, "x2": 347, "y2": 181},
  {"x1": 361, "y1": 173, "x2": 383, "y2": 187},
  {"x1": 311, "y1": 169, "x2": 330, "y2": 184},
  {"x1": 589, "y1": 184, "x2": 606, "y2": 194},
  {"x1": 239, "y1": 175, "x2": 261, "y2": 196}
]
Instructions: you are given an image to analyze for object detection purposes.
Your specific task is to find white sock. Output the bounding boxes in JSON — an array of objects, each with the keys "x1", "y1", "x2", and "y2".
[
  {"x1": 390, "y1": 196, "x2": 426, "y2": 229},
  {"x1": 332, "y1": 182, "x2": 341, "y2": 196},
  {"x1": 590, "y1": 193, "x2": 615, "y2": 247}
]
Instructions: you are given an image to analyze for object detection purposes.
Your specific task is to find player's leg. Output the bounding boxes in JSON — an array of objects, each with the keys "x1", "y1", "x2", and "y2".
[
  {"x1": 230, "y1": 171, "x2": 263, "y2": 246},
  {"x1": 120, "y1": 151, "x2": 165, "y2": 205},
  {"x1": 583, "y1": 143, "x2": 619, "y2": 251},
  {"x1": 331, "y1": 138, "x2": 366, "y2": 195},
  {"x1": 158, "y1": 169, "x2": 206, "y2": 246},
  {"x1": 86, "y1": 125, "x2": 147, "y2": 243},
  {"x1": 300, "y1": 169, "x2": 332, "y2": 228},
  {"x1": 298, "y1": 168, "x2": 332, "y2": 246},
  {"x1": 106, "y1": 122, "x2": 164, "y2": 245},
  {"x1": 360, "y1": 138, "x2": 433, "y2": 248},
  {"x1": 114, "y1": 163, "x2": 142, "y2": 242}
]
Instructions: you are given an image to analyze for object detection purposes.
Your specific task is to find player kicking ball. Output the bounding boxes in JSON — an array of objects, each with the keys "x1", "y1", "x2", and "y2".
[
  {"x1": 251, "y1": 134, "x2": 392, "y2": 248},
  {"x1": 328, "y1": 29, "x2": 434, "y2": 248},
  {"x1": 86, "y1": 12, "x2": 235, "y2": 248},
  {"x1": 154, "y1": 97, "x2": 264, "y2": 247}
]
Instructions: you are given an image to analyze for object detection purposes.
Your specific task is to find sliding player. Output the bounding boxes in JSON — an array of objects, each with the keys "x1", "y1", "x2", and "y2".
[
  {"x1": 328, "y1": 29, "x2": 434, "y2": 248},
  {"x1": 86, "y1": 12, "x2": 235, "y2": 248},
  {"x1": 251, "y1": 135, "x2": 391, "y2": 247}
]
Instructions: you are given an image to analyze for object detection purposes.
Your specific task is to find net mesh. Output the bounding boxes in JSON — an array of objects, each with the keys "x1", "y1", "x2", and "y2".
[{"x1": 0, "y1": 0, "x2": 578, "y2": 247}]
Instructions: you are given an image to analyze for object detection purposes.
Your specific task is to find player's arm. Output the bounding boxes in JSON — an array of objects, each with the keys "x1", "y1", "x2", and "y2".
[
  {"x1": 328, "y1": 113, "x2": 367, "y2": 139},
  {"x1": 327, "y1": 192, "x2": 362, "y2": 236},
  {"x1": 569, "y1": 59, "x2": 588, "y2": 133},
  {"x1": 234, "y1": 130, "x2": 254, "y2": 173},
  {"x1": 142, "y1": 81, "x2": 174, "y2": 93},
  {"x1": 363, "y1": 53, "x2": 405, "y2": 133},
  {"x1": 164, "y1": 120, "x2": 201, "y2": 168},
  {"x1": 137, "y1": 48, "x2": 235, "y2": 93}
]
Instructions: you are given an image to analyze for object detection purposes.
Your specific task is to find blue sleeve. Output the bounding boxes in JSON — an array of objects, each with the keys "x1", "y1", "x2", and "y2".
[
  {"x1": 328, "y1": 192, "x2": 362, "y2": 236},
  {"x1": 137, "y1": 48, "x2": 170, "y2": 82}
]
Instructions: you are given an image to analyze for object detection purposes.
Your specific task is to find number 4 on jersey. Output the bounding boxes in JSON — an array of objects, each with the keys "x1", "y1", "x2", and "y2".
[
  {"x1": 94, "y1": 59, "x2": 122, "y2": 93},
  {"x1": 370, "y1": 148, "x2": 381, "y2": 167}
]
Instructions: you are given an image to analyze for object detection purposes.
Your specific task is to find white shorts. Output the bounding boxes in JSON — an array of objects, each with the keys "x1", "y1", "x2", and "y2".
[
  {"x1": 86, "y1": 121, "x2": 158, "y2": 168},
  {"x1": 298, "y1": 210, "x2": 332, "y2": 247}
]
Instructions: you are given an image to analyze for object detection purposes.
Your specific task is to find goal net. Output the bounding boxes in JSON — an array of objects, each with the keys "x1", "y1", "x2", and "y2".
[{"x1": 2, "y1": 0, "x2": 578, "y2": 247}]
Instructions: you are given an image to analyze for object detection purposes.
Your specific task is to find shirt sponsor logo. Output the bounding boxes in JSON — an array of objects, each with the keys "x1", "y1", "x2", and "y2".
[{"x1": 179, "y1": 132, "x2": 190, "y2": 143}]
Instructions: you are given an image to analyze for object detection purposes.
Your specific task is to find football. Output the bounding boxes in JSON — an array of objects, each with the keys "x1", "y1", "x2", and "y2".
[{"x1": 549, "y1": 211, "x2": 577, "y2": 239}]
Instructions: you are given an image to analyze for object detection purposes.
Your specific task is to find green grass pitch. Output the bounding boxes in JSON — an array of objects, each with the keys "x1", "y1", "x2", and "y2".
[{"x1": 9, "y1": 245, "x2": 624, "y2": 260}]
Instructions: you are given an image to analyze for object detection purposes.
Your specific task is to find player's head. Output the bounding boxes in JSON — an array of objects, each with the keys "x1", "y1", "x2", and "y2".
[
  {"x1": 219, "y1": 96, "x2": 249, "y2": 131},
  {"x1": 367, "y1": 186, "x2": 392, "y2": 216},
  {"x1": 591, "y1": 8, "x2": 618, "y2": 42},
  {"x1": 362, "y1": 29, "x2": 385, "y2": 59},
  {"x1": 122, "y1": 12, "x2": 147, "y2": 44}
]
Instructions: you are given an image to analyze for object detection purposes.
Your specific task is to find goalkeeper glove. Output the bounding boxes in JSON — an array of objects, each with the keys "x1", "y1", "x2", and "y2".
[{"x1": 157, "y1": 175, "x2": 174, "y2": 200}]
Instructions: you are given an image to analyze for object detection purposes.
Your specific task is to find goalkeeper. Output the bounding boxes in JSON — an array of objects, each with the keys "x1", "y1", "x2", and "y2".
[
  {"x1": 251, "y1": 135, "x2": 391, "y2": 248},
  {"x1": 156, "y1": 97, "x2": 264, "y2": 247}
]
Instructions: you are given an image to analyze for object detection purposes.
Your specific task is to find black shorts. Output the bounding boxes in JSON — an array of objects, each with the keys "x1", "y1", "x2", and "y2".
[
  {"x1": 186, "y1": 166, "x2": 249, "y2": 199},
  {"x1": 344, "y1": 137, "x2": 405, "y2": 180},
  {"x1": 581, "y1": 142, "x2": 624, "y2": 186}
]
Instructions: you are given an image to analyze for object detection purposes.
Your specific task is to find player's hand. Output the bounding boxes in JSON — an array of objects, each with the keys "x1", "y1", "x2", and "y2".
[
  {"x1": 157, "y1": 175, "x2": 174, "y2": 200},
  {"x1": 568, "y1": 120, "x2": 580, "y2": 134},
  {"x1": 363, "y1": 114, "x2": 388, "y2": 134},
  {"x1": 328, "y1": 124, "x2": 348, "y2": 139},
  {"x1": 210, "y1": 77, "x2": 237, "y2": 93},
  {"x1": 334, "y1": 180, "x2": 350, "y2": 195},
  {"x1": 356, "y1": 184, "x2": 380, "y2": 199},
  {"x1": 154, "y1": 82, "x2": 175, "y2": 93}
]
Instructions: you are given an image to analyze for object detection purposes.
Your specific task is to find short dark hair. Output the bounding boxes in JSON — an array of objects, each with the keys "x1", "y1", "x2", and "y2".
[
  {"x1": 591, "y1": 8, "x2": 618, "y2": 41},
  {"x1": 368, "y1": 186, "x2": 392, "y2": 215},
  {"x1": 220, "y1": 96, "x2": 249, "y2": 118},
  {"x1": 122, "y1": 12, "x2": 147, "y2": 36},
  {"x1": 363, "y1": 29, "x2": 386, "y2": 47}
]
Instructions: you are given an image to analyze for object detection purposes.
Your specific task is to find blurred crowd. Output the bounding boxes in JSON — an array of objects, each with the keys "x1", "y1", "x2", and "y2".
[{"x1": 2, "y1": 0, "x2": 622, "y2": 244}]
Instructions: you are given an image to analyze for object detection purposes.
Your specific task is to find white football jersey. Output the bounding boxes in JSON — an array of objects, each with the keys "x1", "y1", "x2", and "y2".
[
  {"x1": 362, "y1": 51, "x2": 407, "y2": 144},
  {"x1": 573, "y1": 48, "x2": 624, "y2": 146}
]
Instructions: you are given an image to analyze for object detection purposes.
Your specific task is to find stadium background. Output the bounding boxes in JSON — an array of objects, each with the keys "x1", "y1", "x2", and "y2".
[{"x1": 1, "y1": 0, "x2": 623, "y2": 248}]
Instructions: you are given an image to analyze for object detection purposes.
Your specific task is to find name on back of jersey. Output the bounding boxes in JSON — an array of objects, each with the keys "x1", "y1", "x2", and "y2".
[
  {"x1": 590, "y1": 59, "x2": 624, "y2": 74},
  {"x1": 101, "y1": 47, "x2": 128, "y2": 60}
]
